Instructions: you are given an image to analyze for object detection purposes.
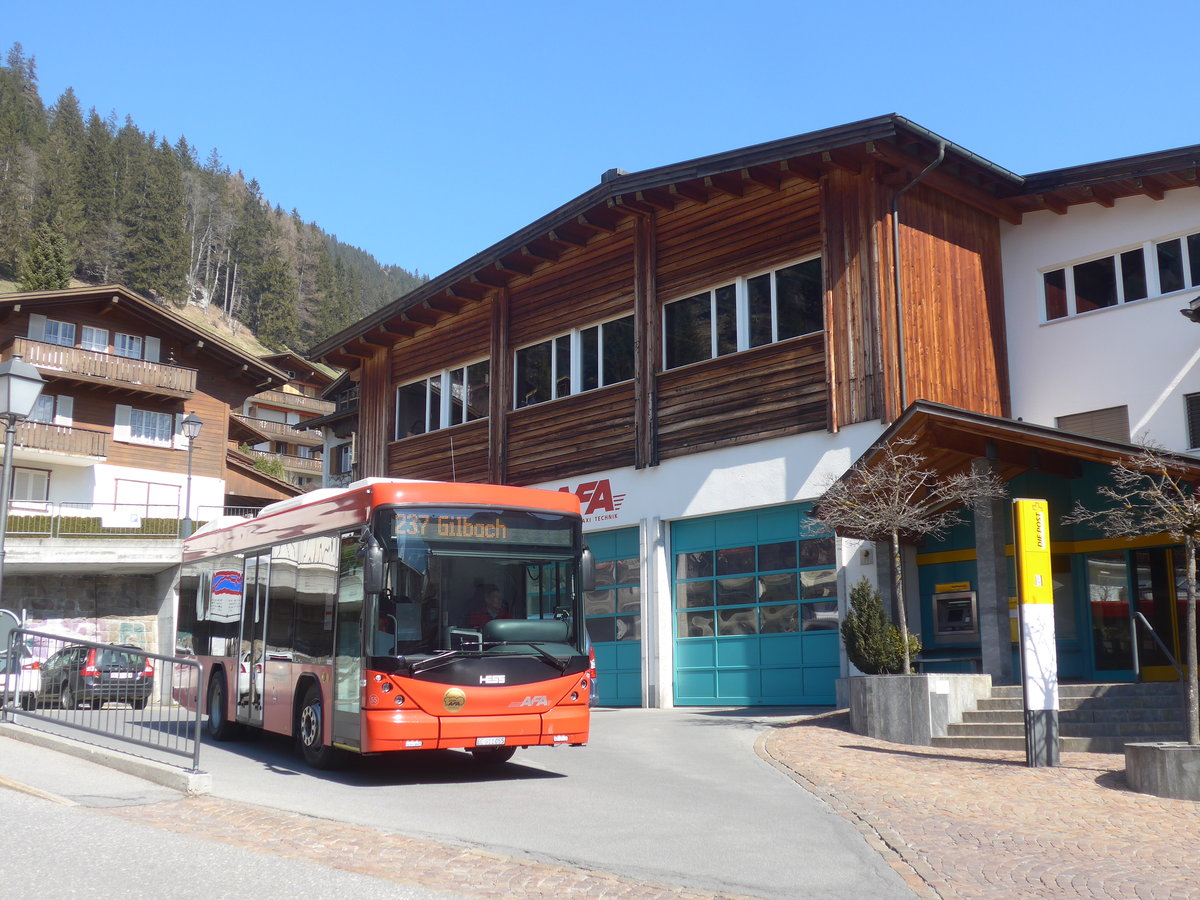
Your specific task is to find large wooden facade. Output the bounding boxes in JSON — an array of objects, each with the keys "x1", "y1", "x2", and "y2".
[{"x1": 312, "y1": 116, "x2": 1022, "y2": 486}]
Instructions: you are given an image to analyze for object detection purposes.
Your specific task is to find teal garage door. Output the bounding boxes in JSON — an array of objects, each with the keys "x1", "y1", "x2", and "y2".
[
  {"x1": 584, "y1": 528, "x2": 642, "y2": 706},
  {"x1": 673, "y1": 505, "x2": 839, "y2": 706}
]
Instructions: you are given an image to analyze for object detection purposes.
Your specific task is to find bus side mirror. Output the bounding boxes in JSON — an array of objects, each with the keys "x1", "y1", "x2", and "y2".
[
  {"x1": 361, "y1": 529, "x2": 385, "y2": 595},
  {"x1": 581, "y1": 547, "x2": 596, "y2": 593}
]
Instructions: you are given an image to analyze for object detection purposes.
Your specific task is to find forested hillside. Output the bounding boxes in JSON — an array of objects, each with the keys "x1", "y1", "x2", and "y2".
[{"x1": 0, "y1": 43, "x2": 426, "y2": 351}]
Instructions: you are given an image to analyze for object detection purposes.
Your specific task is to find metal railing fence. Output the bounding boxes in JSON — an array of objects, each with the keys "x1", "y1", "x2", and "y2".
[
  {"x1": 2, "y1": 628, "x2": 203, "y2": 772},
  {"x1": 0, "y1": 501, "x2": 264, "y2": 540}
]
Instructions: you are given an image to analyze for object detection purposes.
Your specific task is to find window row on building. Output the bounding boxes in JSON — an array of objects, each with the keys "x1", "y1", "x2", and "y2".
[{"x1": 1042, "y1": 227, "x2": 1200, "y2": 321}]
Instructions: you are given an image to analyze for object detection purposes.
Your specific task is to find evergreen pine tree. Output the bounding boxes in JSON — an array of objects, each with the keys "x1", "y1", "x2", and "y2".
[
  {"x1": 18, "y1": 222, "x2": 72, "y2": 290},
  {"x1": 122, "y1": 137, "x2": 188, "y2": 299},
  {"x1": 76, "y1": 109, "x2": 118, "y2": 281},
  {"x1": 250, "y1": 249, "x2": 299, "y2": 348},
  {"x1": 33, "y1": 87, "x2": 86, "y2": 263}
]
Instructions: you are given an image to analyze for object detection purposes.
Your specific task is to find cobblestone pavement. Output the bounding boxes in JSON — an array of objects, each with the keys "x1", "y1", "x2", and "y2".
[
  {"x1": 760, "y1": 711, "x2": 1200, "y2": 900},
  {"x1": 103, "y1": 795, "x2": 755, "y2": 900},
  {"x1": 86, "y1": 709, "x2": 1200, "y2": 899}
]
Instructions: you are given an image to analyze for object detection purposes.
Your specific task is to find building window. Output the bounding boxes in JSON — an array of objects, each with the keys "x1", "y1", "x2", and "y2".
[
  {"x1": 514, "y1": 315, "x2": 635, "y2": 409},
  {"x1": 28, "y1": 394, "x2": 72, "y2": 426},
  {"x1": 44, "y1": 318, "x2": 76, "y2": 347},
  {"x1": 81, "y1": 326, "x2": 108, "y2": 353},
  {"x1": 394, "y1": 359, "x2": 490, "y2": 439},
  {"x1": 11, "y1": 467, "x2": 49, "y2": 503},
  {"x1": 663, "y1": 257, "x2": 822, "y2": 369},
  {"x1": 115, "y1": 333, "x2": 143, "y2": 359},
  {"x1": 129, "y1": 408, "x2": 175, "y2": 445},
  {"x1": 1043, "y1": 229, "x2": 1200, "y2": 322},
  {"x1": 1056, "y1": 406, "x2": 1130, "y2": 443},
  {"x1": 1186, "y1": 394, "x2": 1200, "y2": 450},
  {"x1": 674, "y1": 533, "x2": 837, "y2": 638}
]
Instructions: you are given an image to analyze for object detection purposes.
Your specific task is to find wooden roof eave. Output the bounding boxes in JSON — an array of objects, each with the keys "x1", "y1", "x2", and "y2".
[
  {"x1": 226, "y1": 447, "x2": 304, "y2": 496},
  {"x1": 850, "y1": 401, "x2": 1200, "y2": 489},
  {"x1": 0, "y1": 285, "x2": 290, "y2": 390},
  {"x1": 309, "y1": 114, "x2": 1010, "y2": 362}
]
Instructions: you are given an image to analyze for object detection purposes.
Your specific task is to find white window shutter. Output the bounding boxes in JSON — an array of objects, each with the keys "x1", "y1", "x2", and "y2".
[
  {"x1": 54, "y1": 395, "x2": 73, "y2": 426},
  {"x1": 173, "y1": 413, "x2": 187, "y2": 450},
  {"x1": 144, "y1": 336, "x2": 160, "y2": 363},
  {"x1": 28, "y1": 314, "x2": 46, "y2": 342},
  {"x1": 114, "y1": 404, "x2": 131, "y2": 443}
]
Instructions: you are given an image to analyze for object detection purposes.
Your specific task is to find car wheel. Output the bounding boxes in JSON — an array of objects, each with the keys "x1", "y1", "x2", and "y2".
[
  {"x1": 20, "y1": 693, "x2": 36, "y2": 710},
  {"x1": 470, "y1": 746, "x2": 516, "y2": 765},
  {"x1": 205, "y1": 673, "x2": 240, "y2": 741},
  {"x1": 61, "y1": 682, "x2": 78, "y2": 710},
  {"x1": 131, "y1": 696, "x2": 148, "y2": 710},
  {"x1": 297, "y1": 683, "x2": 338, "y2": 769}
]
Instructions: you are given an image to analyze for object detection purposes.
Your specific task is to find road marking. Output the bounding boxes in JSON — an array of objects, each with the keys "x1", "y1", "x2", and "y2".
[{"x1": 0, "y1": 773, "x2": 78, "y2": 806}]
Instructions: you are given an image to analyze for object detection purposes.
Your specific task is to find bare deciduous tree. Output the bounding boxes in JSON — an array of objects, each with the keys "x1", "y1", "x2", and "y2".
[
  {"x1": 813, "y1": 438, "x2": 1006, "y2": 674},
  {"x1": 1063, "y1": 443, "x2": 1200, "y2": 745}
]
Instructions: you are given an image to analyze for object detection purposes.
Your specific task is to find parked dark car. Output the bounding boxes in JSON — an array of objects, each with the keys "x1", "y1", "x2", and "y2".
[{"x1": 38, "y1": 645, "x2": 153, "y2": 710}]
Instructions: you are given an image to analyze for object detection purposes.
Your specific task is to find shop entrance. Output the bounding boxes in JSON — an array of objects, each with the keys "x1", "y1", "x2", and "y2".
[{"x1": 1086, "y1": 547, "x2": 1189, "y2": 682}]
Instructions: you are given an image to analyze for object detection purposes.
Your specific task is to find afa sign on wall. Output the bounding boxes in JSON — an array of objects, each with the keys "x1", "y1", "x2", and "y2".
[{"x1": 558, "y1": 479, "x2": 627, "y2": 525}]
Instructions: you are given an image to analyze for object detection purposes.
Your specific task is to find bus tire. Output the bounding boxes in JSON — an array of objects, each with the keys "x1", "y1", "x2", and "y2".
[
  {"x1": 470, "y1": 746, "x2": 516, "y2": 765},
  {"x1": 298, "y1": 683, "x2": 339, "y2": 769},
  {"x1": 206, "y1": 673, "x2": 241, "y2": 741}
]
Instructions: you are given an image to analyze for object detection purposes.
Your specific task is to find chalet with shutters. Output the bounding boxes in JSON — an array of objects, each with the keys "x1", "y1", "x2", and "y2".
[
  {"x1": 0, "y1": 284, "x2": 300, "y2": 652},
  {"x1": 309, "y1": 114, "x2": 1200, "y2": 707}
]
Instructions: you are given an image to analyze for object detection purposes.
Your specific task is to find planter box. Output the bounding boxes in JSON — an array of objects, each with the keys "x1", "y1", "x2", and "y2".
[
  {"x1": 1125, "y1": 742, "x2": 1200, "y2": 802},
  {"x1": 845, "y1": 673, "x2": 992, "y2": 746}
]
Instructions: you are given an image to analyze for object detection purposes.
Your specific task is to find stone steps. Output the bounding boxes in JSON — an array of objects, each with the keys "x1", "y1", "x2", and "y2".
[{"x1": 929, "y1": 682, "x2": 1187, "y2": 753}]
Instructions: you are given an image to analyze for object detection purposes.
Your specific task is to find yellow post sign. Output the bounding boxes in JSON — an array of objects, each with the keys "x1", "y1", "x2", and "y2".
[{"x1": 1013, "y1": 498, "x2": 1060, "y2": 767}]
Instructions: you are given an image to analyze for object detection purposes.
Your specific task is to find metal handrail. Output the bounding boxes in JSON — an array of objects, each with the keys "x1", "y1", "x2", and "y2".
[
  {"x1": 1131, "y1": 611, "x2": 1185, "y2": 681},
  {"x1": 2, "y1": 627, "x2": 204, "y2": 772}
]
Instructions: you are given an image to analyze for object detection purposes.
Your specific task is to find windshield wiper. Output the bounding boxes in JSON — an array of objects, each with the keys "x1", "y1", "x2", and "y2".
[
  {"x1": 487, "y1": 641, "x2": 570, "y2": 673},
  {"x1": 409, "y1": 650, "x2": 469, "y2": 675}
]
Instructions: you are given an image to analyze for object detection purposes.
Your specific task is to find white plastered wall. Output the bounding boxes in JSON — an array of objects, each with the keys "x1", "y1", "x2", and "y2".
[{"x1": 1001, "y1": 187, "x2": 1200, "y2": 448}]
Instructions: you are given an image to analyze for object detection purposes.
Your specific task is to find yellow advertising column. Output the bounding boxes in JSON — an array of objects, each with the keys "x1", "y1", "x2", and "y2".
[{"x1": 1013, "y1": 498, "x2": 1060, "y2": 767}]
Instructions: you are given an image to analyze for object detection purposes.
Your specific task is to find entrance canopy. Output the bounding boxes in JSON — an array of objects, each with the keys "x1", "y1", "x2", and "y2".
[{"x1": 851, "y1": 400, "x2": 1200, "y2": 487}]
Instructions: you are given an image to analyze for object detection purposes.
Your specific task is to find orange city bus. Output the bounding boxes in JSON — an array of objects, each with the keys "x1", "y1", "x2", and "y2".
[{"x1": 177, "y1": 478, "x2": 594, "y2": 768}]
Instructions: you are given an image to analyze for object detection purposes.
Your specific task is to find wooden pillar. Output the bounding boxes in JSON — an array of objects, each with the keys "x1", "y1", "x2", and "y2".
[
  {"x1": 634, "y1": 211, "x2": 659, "y2": 469},
  {"x1": 488, "y1": 289, "x2": 510, "y2": 484}
]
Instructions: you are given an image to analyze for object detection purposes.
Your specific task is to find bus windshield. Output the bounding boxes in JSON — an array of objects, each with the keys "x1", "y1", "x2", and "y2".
[{"x1": 370, "y1": 507, "x2": 584, "y2": 659}]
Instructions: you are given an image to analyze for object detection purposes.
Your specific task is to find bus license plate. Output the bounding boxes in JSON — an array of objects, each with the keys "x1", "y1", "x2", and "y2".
[{"x1": 475, "y1": 736, "x2": 505, "y2": 747}]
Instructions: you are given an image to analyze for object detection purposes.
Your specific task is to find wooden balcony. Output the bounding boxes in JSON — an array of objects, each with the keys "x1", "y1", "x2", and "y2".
[
  {"x1": 249, "y1": 449, "x2": 322, "y2": 473},
  {"x1": 12, "y1": 337, "x2": 197, "y2": 398},
  {"x1": 8, "y1": 420, "x2": 108, "y2": 459},
  {"x1": 250, "y1": 388, "x2": 335, "y2": 416},
  {"x1": 233, "y1": 415, "x2": 324, "y2": 448}
]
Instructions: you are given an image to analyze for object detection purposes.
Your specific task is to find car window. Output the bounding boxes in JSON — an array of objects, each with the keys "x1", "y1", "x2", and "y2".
[{"x1": 96, "y1": 649, "x2": 138, "y2": 667}]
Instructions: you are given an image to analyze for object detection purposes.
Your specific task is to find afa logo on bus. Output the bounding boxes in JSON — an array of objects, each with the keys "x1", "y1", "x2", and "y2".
[{"x1": 558, "y1": 479, "x2": 626, "y2": 520}]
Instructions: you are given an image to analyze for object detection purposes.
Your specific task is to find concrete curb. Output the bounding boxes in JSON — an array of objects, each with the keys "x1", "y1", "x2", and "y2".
[{"x1": 0, "y1": 721, "x2": 211, "y2": 796}]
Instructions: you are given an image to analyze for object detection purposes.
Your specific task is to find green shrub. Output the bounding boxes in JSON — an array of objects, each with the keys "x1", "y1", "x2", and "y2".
[{"x1": 841, "y1": 578, "x2": 921, "y2": 675}]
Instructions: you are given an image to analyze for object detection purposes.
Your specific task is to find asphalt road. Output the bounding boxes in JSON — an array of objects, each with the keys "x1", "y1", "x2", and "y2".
[{"x1": 183, "y1": 706, "x2": 913, "y2": 899}]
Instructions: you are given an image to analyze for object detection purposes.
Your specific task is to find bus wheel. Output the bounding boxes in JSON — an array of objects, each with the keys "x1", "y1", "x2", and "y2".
[
  {"x1": 206, "y1": 674, "x2": 241, "y2": 741},
  {"x1": 298, "y1": 684, "x2": 338, "y2": 769},
  {"x1": 470, "y1": 746, "x2": 516, "y2": 765}
]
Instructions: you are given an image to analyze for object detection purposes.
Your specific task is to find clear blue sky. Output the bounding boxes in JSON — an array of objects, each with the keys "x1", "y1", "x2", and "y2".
[{"x1": 6, "y1": 1, "x2": 1196, "y2": 280}]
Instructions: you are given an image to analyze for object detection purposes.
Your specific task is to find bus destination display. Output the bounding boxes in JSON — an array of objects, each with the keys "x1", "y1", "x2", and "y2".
[{"x1": 390, "y1": 510, "x2": 572, "y2": 547}]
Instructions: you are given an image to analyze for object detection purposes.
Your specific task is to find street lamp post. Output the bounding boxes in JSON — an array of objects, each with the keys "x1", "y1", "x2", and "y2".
[
  {"x1": 0, "y1": 356, "x2": 46, "y2": 607},
  {"x1": 181, "y1": 413, "x2": 203, "y2": 539}
]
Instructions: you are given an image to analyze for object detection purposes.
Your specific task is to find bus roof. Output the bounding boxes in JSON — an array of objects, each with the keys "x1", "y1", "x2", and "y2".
[{"x1": 183, "y1": 478, "x2": 583, "y2": 561}]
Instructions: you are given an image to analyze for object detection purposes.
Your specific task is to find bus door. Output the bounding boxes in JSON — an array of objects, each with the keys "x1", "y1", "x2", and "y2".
[
  {"x1": 331, "y1": 534, "x2": 364, "y2": 750},
  {"x1": 238, "y1": 552, "x2": 270, "y2": 727}
]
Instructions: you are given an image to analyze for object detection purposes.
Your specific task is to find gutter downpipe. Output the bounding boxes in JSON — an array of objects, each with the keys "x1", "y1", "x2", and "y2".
[{"x1": 891, "y1": 141, "x2": 946, "y2": 411}]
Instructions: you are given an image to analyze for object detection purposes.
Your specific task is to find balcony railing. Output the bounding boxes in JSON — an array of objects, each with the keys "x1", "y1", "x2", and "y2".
[
  {"x1": 3, "y1": 502, "x2": 263, "y2": 540},
  {"x1": 233, "y1": 415, "x2": 324, "y2": 448},
  {"x1": 6, "y1": 420, "x2": 108, "y2": 458},
  {"x1": 12, "y1": 337, "x2": 197, "y2": 397},
  {"x1": 250, "y1": 389, "x2": 335, "y2": 416},
  {"x1": 248, "y1": 449, "x2": 322, "y2": 472}
]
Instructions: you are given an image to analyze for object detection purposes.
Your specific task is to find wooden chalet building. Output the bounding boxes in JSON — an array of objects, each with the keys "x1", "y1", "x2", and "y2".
[
  {"x1": 236, "y1": 351, "x2": 336, "y2": 492},
  {"x1": 0, "y1": 284, "x2": 300, "y2": 654},
  {"x1": 310, "y1": 114, "x2": 1200, "y2": 707}
]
